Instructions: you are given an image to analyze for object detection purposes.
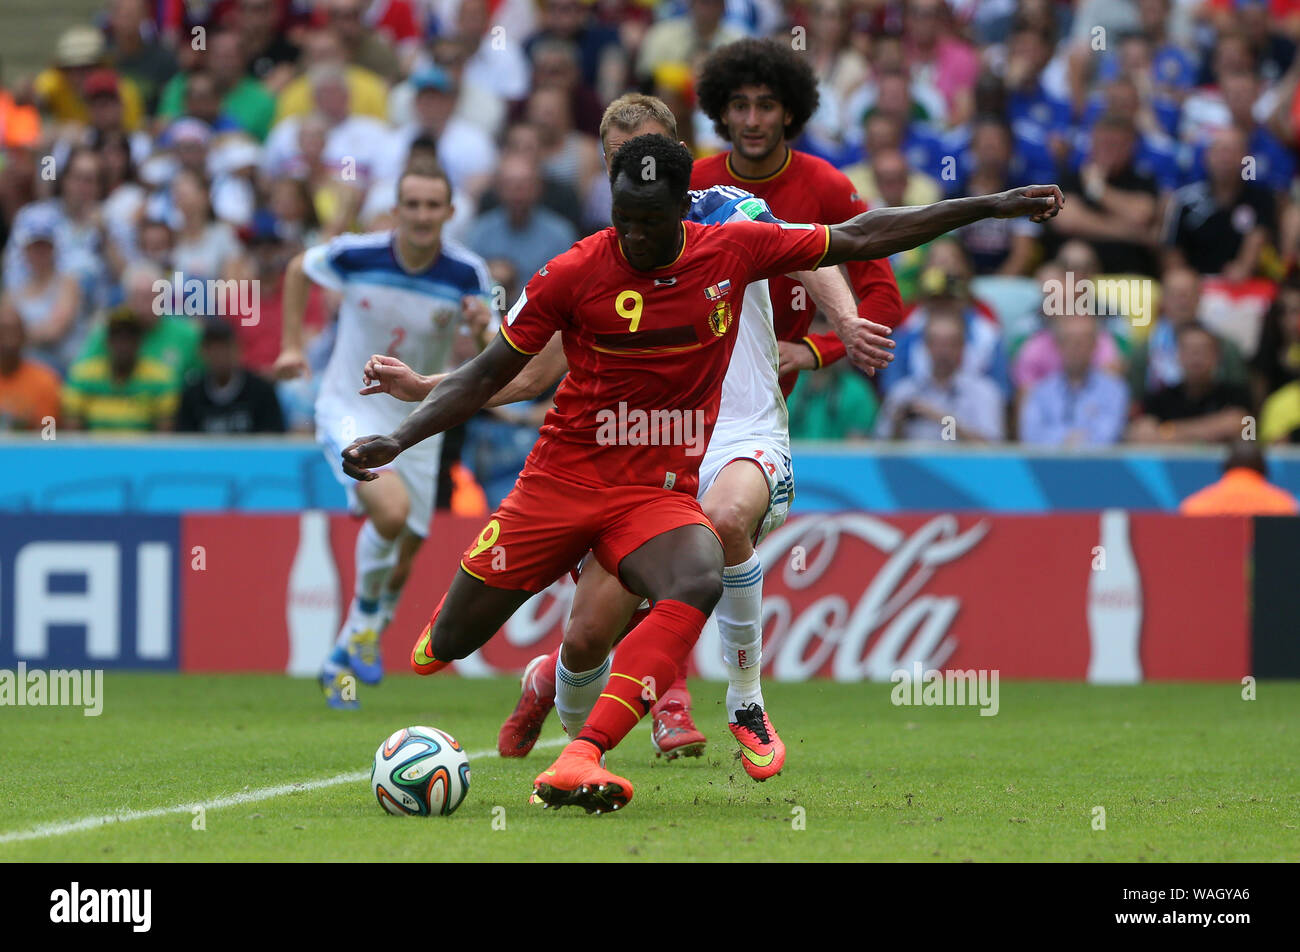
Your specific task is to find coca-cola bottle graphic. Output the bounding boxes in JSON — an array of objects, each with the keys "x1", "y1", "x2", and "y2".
[
  {"x1": 286, "y1": 510, "x2": 341, "y2": 677},
  {"x1": 1086, "y1": 509, "x2": 1143, "y2": 683}
]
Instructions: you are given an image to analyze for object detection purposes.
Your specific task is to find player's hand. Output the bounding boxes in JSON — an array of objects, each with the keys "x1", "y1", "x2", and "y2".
[
  {"x1": 341, "y1": 435, "x2": 401, "y2": 481},
  {"x1": 778, "y1": 340, "x2": 818, "y2": 376},
  {"x1": 839, "y1": 317, "x2": 894, "y2": 375},
  {"x1": 359, "y1": 353, "x2": 436, "y2": 401},
  {"x1": 273, "y1": 348, "x2": 309, "y2": 380},
  {"x1": 461, "y1": 294, "x2": 492, "y2": 332},
  {"x1": 994, "y1": 185, "x2": 1064, "y2": 223}
]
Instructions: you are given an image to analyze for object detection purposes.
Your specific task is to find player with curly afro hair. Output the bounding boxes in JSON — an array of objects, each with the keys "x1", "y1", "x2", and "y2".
[{"x1": 696, "y1": 37, "x2": 821, "y2": 150}]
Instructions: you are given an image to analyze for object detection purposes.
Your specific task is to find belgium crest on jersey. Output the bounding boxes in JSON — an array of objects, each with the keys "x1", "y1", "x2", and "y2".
[
  {"x1": 708, "y1": 299, "x2": 733, "y2": 336},
  {"x1": 704, "y1": 279, "x2": 733, "y2": 336}
]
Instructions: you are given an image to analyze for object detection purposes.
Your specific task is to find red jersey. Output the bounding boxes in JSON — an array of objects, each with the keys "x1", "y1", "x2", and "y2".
[
  {"x1": 691, "y1": 149, "x2": 903, "y2": 395},
  {"x1": 500, "y1": 219, "x2": 830, "y2": 495}
]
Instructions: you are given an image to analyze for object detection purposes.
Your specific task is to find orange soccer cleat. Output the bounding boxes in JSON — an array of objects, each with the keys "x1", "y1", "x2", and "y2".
[
  {"x1": 728, "y1": 702, "x2": 786, "y2": 781},
  {"x1": 410, "y1": 621, "x2": 450, "y2": 676},
  {"x1": 532, "y1": 741, "x2": 634, "y2": 814}
]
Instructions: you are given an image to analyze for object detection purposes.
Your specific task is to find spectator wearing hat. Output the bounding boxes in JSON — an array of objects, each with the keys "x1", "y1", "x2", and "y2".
[
  {"x1": 176, "y1": 320, "x2": 285, "y2": 433},
  {"x1": 0, "y1": 305, "x2": 61, "y2": 432},
  {"x1": 62, "y1": 307, "x2": 179, "y2": 432},
  {"x1": 33, "y1": 24, "x2": 146, "y2": 132},
  {"x1": 105, "y1": 0, "x2": 179, "y2": 114},
  {"x1": 376, "y1": 65, "x2": 497, "y2": 202},
  {"x1": 75, "y1": 262, "x2": 203, "y2": 386},
  {"x1": 157, "y1": 30, "x2": 276, "y2": 141},
  {"x1": 875, "y1": 307, "x2": 1006, "y2": 443},
  {"x1": 1019, "y1": 314, "x2": 1130, "y2": 446},
  {"x1": 0, "y1": 207, "x2": 85, "y2": 375}
]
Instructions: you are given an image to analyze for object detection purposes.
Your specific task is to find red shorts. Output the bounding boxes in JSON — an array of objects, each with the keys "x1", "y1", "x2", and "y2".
[{"x1": 459, "y1": 468, "x2": 719, "y2": 593}]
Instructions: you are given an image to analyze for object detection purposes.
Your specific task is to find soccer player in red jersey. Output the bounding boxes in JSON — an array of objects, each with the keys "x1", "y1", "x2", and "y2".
[
  {"x1": 343, "y1": 134, "x2": 1062, "y2": 813},
  {"x1": 692, "y1": 37, "x2": 905, "y2": 395}
]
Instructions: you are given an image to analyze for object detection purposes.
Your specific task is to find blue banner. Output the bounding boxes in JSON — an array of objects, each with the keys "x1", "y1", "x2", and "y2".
[
  {"x1": 0, "y1": 515, "x2": 181, "y2": 670},
  {"x1": 3, "y1": 438, "x2": 1299, "y2": 514}
]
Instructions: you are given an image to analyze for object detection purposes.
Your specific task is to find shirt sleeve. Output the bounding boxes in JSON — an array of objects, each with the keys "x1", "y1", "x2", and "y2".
[
  {"x1": 733, "y1": 221, "x2": 831, "y2": 283},
  {"x1": 301, "y1": 237, "x2": 353, "y2": 291},
  {"x1": 499, "y1": 257, "x2": 573, "y2": 355}
]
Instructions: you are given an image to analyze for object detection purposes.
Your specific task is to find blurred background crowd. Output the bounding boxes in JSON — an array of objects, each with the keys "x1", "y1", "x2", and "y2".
[{"x1": 3, "y1": 0, "x2": 1300, "y2": 508}]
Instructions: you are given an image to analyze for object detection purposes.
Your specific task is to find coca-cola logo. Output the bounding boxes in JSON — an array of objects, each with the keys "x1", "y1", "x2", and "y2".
[
  {"x1": 755, "y1": 514, "x2": 990, "y2": 682},
  {"x1": 474, "y1": 514, "x2": 989, "y2": 682}
]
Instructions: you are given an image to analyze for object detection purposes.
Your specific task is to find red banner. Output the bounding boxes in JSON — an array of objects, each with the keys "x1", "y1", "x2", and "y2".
[{"x1": 179, "y1": 511, "x2": 1251, "y2": 681}]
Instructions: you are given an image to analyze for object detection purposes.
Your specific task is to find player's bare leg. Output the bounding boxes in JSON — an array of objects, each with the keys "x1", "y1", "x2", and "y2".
[
  {"x1": 319, "y1": 472, "x2": 412, "y2": 707},
  {"x1": 410, "y1": 567, "x2": 536, "y2": 674},
  {"x1": 700, "y1": 459, "x2": 786, "y2": 780},
  {"x1": 534, "y1": 525, "x2": 723, "y2": 812}
]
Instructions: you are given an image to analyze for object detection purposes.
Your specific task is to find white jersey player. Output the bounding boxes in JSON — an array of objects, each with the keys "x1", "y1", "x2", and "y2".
[
  {"x1": 358, "y1": 95, "x2": 893, "y2": 774},
  {"x1": 274, "y1": 162, "x2": 494, "y2": 709}
]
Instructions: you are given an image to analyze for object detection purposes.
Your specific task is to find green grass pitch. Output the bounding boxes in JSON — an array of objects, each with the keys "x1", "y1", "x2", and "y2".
[{"x1": 0, "y1": 674, "x2": 1296, "y2": 862}]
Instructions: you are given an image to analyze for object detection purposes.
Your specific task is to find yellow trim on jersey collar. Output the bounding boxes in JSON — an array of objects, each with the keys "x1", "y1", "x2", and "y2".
[
  {"x1": 616, "y1": 222, "x2": 688, "y2": 270},
  {"x1": 725, "y1": 147, "x2": 792, "y2": 183}
]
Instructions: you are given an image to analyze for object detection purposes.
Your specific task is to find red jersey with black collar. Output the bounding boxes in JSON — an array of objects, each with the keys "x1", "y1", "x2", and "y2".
[
  {"x1": 691, "y1": 148, "x2": 904, "y2": 395},
  {"x1": 500, "y1": 218, "x2": 830, "y2": 495}
]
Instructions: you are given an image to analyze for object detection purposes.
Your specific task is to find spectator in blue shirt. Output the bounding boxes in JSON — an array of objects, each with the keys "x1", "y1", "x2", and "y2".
[
  {"x1": 1020, "y1": 314, "x2": 1130, "y2": 446},
  {"x1": 876, "y1": 307, "x2": 1006, "y2": 443},
  {"x1": 464, "y1": 152, "x2": 576, "y2": 283}
]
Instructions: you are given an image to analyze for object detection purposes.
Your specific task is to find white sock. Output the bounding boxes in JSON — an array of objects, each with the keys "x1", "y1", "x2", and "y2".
[
  {"x1": 555, "y1": 654, "x2": 611, "y2": 738},
  {"x1": 718, "y1": 552, "x2": 765, "y2": 716},
  {"x1": 333, "y1": 521, "x2": 397, "y2": 648}
]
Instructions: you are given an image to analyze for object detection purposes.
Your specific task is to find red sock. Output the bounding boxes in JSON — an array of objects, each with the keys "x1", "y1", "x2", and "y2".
[
  {"x1": 650, "y1": 675, "x2": 691, "y2": 718},
  {"x1": 577, "y1": 600, "x2": 706, "y2": 753},
  {"x1": 410, "y1": 595, "x2": 450, "y2": 674}
]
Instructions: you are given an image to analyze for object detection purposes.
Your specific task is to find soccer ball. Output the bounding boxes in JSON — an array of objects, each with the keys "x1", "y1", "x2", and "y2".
[{"x1": 371, "y1": 726, "x2": 471, "y2": 816}]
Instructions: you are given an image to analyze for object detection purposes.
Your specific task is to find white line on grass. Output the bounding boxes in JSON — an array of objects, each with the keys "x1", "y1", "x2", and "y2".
[{"x1": 0, "y1": 737, "x2": 569, "y2": 846}]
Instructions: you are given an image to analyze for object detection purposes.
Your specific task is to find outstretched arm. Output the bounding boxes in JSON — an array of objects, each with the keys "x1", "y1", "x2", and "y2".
[
  {"x1": 341, "y1": 334, "x2": 533, "y2": 480},
  {"x1": 821, "y1": 186, "x2": 1064, "y2": 268},
  {"x1": 360, "y1": 332, "x2": 569, "y2": 406}
]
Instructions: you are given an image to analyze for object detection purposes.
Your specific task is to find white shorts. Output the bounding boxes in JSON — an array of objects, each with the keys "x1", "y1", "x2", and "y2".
[
  {"x1": 697, "y1": 437, "x2": 794, "y2": 546},
  {"x1": 317, "y1": 405, "x2": 443, "y2": 538}
]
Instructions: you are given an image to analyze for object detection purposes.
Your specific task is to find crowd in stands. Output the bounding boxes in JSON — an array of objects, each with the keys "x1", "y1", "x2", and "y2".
[{"x1": 3, "y1": 0, "x2": 1300, "y2": 459}]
